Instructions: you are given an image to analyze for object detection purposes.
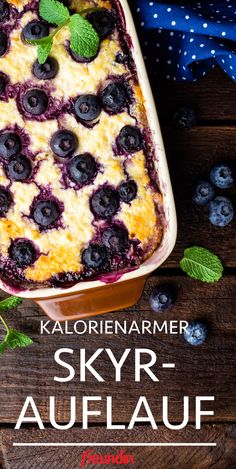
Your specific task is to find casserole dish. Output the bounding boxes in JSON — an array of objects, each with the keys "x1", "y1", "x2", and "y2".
[{"x1": 0, "y1": 0, "x2": 177, "y2": 320}]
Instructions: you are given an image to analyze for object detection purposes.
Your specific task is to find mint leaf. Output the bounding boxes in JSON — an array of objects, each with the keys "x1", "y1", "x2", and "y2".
[
  {"x1": 0, "y1": 328, "x2": 33, "y2": 354},
  {"x1": 0, "y1": 296, "x2": 23, "y2": 312},
  {"x1": 70, "y1": 13, "x2": 99, "y2": 58},
  {"x1": 39, "y1": 0, "x2": 70, "y2": 26},
  {"x1": 37, "y1": 38, "x2": 53, "y2": 64},
  {"x1": 180, "y1": 246, "x2": 223, "y2": 283}
]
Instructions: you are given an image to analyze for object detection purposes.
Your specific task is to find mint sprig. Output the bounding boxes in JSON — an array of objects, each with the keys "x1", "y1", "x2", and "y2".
[
  {"x1": 0, "y1": 296, "x2": 33, "y2": 354},
  {"x1": 180, "y1": 246, "x2": 223, "y2": 283},
  {"x1": 29, "y1": 0, "x2": 100, "y2": 64}
]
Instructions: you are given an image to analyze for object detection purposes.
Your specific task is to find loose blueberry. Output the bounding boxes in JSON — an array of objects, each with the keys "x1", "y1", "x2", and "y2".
[
  {"x1": 67, "y1": 153, "x2": 97, "y2": 184},
  {"x1": 50, "y1": 130, "x2": 78, "y2": 158},
  {"x1": 210, "y1": 164, "x2": 234, "y2": 189},
  {"x1": 118, "y1": 180, "x2": 137, "y2": 203},
  {"x1": 69, "y1": 47, "x2": 98, "y2": 63},
  {"x1": 0, "y1": 1, "x2": 9, "y2": 22},
  {"x1": 7, "y1": 155, "x2": 32, "y2": 181},
  {"x1": 33, "y1": 57, "x2": 59, "y2": 80},
  {"x1": 102, "y1": 225, "x2": 129, "y2": 252},
  {"x1": 0, "y1": 186, "x2": 11, "y2": 217},
  {"x1": 82, "y1": 243, "x2": 107, "y2": 268},
  {"x1": 184, "y1": 320, "x2": 208, "y2": 346},
  {"x1": 0, "y1": 132, "x2": 21, "y2": 160},
  {"x1": 32, "y1": 199, "x2": 61, "y2": 227},
  {"x1": 22, "y1": 88, "x2": 48, "y2": 116},
  {"x1": 117, "y1": 125, "x2": 142, "y2": 153},
  {"x1": 150, "y1": 284, "x2": 175, "y2": 313},
  {"x1": 101, "y1": 82, "x2": 128, "y2": 114},
  {"x1": 173, "y1": 107, "x2": 197, "y2": 129},
  {"x1": 87, "y1": 10, "x2": 115, "y2": 39},
  {"x1": 192, "y1": 181, "x2": 215, "y2": 207},
  {"x1": 9, "y1": 239, "x2": 37, "y2": 267},
  {"x1": 74, "y1": 95, "x2": 101, "y2": 122},
  {"x1": 0, "y1": 31, "x2": 7, "y2": 56},
  {"x1": 0, "y1": 74, "x2": 6, "y2": 95},
  {"x1": 91, "y1": 186, "x2": 120, "y2": 218},
  {"x1": 208, "y1": 196, "x2": 234, "y2": 227},
  {"x1": 22, "y1": 20, "x2": 49, "y2": 42}
]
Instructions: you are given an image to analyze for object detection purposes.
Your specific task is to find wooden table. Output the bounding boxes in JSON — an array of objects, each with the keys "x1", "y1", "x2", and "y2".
[{"x1": 0, "y1": 67, "x2": 236, "y2": 468}]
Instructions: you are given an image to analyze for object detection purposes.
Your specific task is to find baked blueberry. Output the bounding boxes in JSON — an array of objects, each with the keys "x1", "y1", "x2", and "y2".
[
  {"x1": 150, "y1": 284, "x2": 175, "y2": 313},
  {"x1": 82, "y1": 243, "x2": 107, "y2": 268},
  {"x1": 50, "y1": 130, "x2": 78, "y2": 158},
  {"x1": 68, "y1": 153, "x2": 97, "y2": 184},
  {"x1": 118, "y1": 180, "x2": 137, "y2": 203},
  {"x1": 208, "y1": 196, "x2": 234, "y2": 227},
  {"x1": 115, "y1": 52, "x2": 129, "y2": 64},
  {"x1": 22, "y1": 89, "x2": 48, "y2": 116},
  {"x1": 0, "y1": 31, "x2": 7, "y2": 56},
  {"x1": 0, "y1": 1, "x2": 9, "y2": 22},
  {"x1": 102, "y1": 225, "x2": 129, "y2": 252},
  {"x1": 192, "y1": 181, "x2": 215, "y2": 207},
  {"x1": 0, "y1": 74, "x2": 6, "y2": 95},
  {"x1": 7, "y1": 155, "x2": 32, "y2": 181},
  {"x1": 74, "y1": 95, "x2": 101, "y2": 122},
  {"x1": 22, "y1": 20, "x2": 49, "y2": 42},
  {"x1": 9, "y1": 239, "x2": 37, "y2": 267},
  {"x1": 91, "y1": 186, "x2": 120, "y2": 218},
  {"x1": 184, "y1": 321, "x2": 208, "y2": 346},
  {"x1": 173, "y1": 107, "x2": 197, "y2": 129},
  {"x1": 0, "y1": 187, "x2": 11, "y2": 217},
  {"x1": 0, "y1": 132, "x2": 21, "y2": 160},
  {"x1": 101, "y1": 82, "x2": 128, "y2": 114},
  {"x1": 87, "y1": 10, "x2": 115, "y2": 39},
  {"x1": 69, "y1": 47, "x2": 97, "y2": 63},
  {"x1": 117, "y1": 126, "x2": 142, "y2": 153},
  {"x1": 32, "y1": 199, "x2": 61, "y2": 227},
  {"x1": 210, "y1": 164, "x2": 234, "y2": 189},
  {"x1": 33, "y1": 57, "x2": 59, "y2": 80}
]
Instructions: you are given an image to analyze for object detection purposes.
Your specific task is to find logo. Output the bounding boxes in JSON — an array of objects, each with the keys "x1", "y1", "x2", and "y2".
[{"x1": 80, "y1": 449, "x2": 135, "y2": 466}]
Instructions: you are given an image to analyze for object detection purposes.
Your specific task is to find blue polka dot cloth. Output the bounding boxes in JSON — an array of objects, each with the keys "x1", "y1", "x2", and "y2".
[{"x1": 133, "y1": 0, "x2": 236, "y2": 82}]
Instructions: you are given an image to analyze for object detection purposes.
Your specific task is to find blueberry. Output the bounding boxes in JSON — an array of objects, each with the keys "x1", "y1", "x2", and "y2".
[
  {"x1": 9, "y1": 239, "x2": 37, "y2": 267},
  {"x1": 0, "y1": 31, "x2": 7, "y2": 56},
  {"x1": 22, "y1": 20, "x2": 49, "y2": 42},
  {"x1": 82, "y1": 243, "x2": 107, "y2": 268},
  {"x1": 192, "y1": 181, "x2": 215, "y2": 207},
  {"x1": 210, "y1": 164, "x2": 234, "y2": 189},
  {"x1": 50, "y1": 130, "x2": 78, "y2": 158},
  {"x1": 69, "y1": 47, "x2": 98, "y2": 63},
  {"x1": 91, "y1": 186, "x2": 120, "y2": 218},
  {"x1": 0, "y1": 74, "x2": 6, "y2": 95},
  {"x1": 184, "y1": 321, "x2": 208, "y2": 346},
  {"x1": 102, "y1": 225, "x2": 129, "y2": 252},
  {"x1": 0, "y1": 132, "x2": 21, "y2": 159},
  {"x1": 7, "y1": 155, "x2": 32, "y2": 181},
  {"x1": 0, "y1": 1, "x2": 9, "y2": 22},
  {"x1": 115, "y1": 52, "x2": 129, "y2": 64},
  {"x1": 117, "y1": 125, "x2": 142, "y2": 153},
  {"x1": 74, "y1": 95, "x2": 101, "y2": 122},
  {"x1": 118, "y1": 180, "x2": 137, "y2": 203},
  {"x1": 22, "y1": 88, "x2": 49, "y2": 116},
  {"x1": 208, "y1": 196, "x2": 234, "y2": 227},
  {"x1": 33, "y1": 57, "x2": 59, "y2": 80},
  {"x1": 101, "y1": 82, "x2": 128, "y2": 114},
  {"x1": 0, "y1": 186, "x2": 11, "y2": 217},
  {"x1": 67, "y1": 153, "x2": 97, "y2": 184},
  {"x1": 87, "y1": 10, "x2": 115, "y2": 39},
  {"x1": 32, "y1": 199, "x2": 61, "y2": 227},
  {"x1": 149, "y1": 284, "x2": 175, "y2": 313},
  {"x1": 173, "y1": 107, "x2": 197, "y2": 129}
]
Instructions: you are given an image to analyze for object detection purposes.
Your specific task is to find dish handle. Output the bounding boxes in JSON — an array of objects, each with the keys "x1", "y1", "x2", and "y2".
[{"x1": 35, "y1": 276, "x2": 148, "y2": 321}]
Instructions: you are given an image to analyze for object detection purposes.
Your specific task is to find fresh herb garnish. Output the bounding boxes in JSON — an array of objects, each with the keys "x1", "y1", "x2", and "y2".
[
  {"x1": 180, "y1": 246, "x2": 223, "y2": 283},
  {"x1": 0, "y1": 296, "x2": 33, "y2": 354},
  {"x1": 29, "y1": 0, "x2": 100, "y2": 64}
]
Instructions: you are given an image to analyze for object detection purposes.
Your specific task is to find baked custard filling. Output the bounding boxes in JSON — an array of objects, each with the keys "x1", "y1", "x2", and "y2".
[{"x1": 0, "y1": 0, "x2": 164, "y2": 290}]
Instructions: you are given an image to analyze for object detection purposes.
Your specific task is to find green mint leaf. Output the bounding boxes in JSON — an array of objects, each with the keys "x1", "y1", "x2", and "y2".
[
  {"x1": 180, "y1": 246, "x2": 223, "y2": 283},
  {"x1": 0, "y1": 328, "x2": 33, "y2": 354},
  {"x1": 39, "y1": 0, "x2": 70, "y2": 26},
  {"x1": 26, "y1": 36, "x2": 52, "y2": 45},
  {"x1": 70, "y1": 13, "x2": 99, "y2": 58},
  {"x1": 37, "y1": 38, "x2": 53, "y2": 64},
  {"x1": 0, "y1": 296, "x2": 23, "y2": 312}
]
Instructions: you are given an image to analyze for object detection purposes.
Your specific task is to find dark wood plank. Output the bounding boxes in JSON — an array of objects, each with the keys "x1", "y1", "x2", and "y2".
[
  {"x1": 1, "y1": 425, "x2": 236, "y2": 469},
  {"x1": 0, "y1": 275, "x2": 235, "y2": 423}
]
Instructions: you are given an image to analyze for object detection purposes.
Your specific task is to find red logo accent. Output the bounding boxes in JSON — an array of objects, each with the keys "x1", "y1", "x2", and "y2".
[{"x1": 80, "y1": 449, "x2": 135, "y2": 466}]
